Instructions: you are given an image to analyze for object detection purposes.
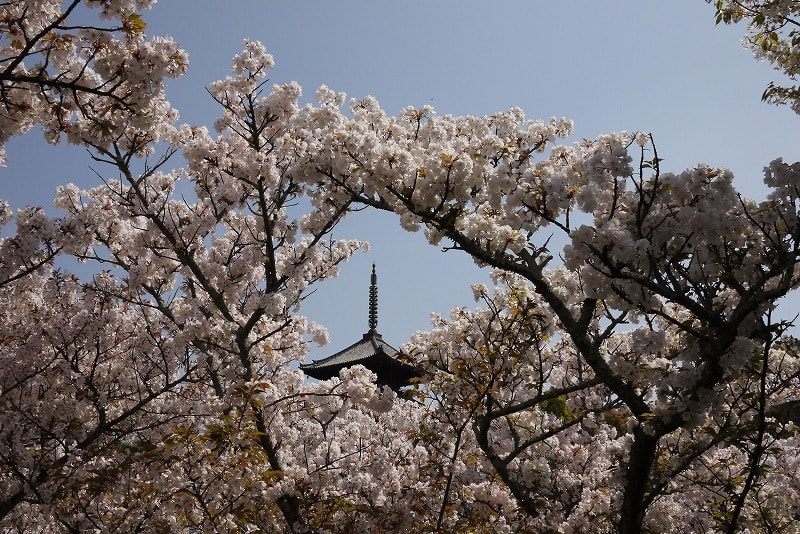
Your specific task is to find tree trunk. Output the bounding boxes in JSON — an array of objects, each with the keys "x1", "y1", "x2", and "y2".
[
  {"x1": 618, "y1": 427, "x2": 659, "y2": 534},
  {"x1": 0, "y1": 490, "x2": 25, "y2": 521}
]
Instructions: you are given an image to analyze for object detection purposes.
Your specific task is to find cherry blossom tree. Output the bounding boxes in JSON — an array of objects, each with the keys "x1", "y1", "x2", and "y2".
[
  {"x1": 0, "y1": 11, "x2": 410, "y2": 529},
  {"x1": 302, "y1": 71, "x2": 800, "y2": 533},
  {"x1": 0, "y1": 22, "x2": 481, "y2": 529}
]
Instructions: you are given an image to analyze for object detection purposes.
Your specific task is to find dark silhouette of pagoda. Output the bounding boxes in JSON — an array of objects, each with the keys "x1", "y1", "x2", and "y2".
[{"x1": 300, "y1": 265, "x2": 420, "y2": 391}]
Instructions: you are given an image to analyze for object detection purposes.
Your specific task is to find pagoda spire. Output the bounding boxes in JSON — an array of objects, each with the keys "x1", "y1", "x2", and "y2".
[
  {"x1": 368, "y1": 263, "x2": 378, "y2": 333},
  {"x1": 301, "y1": 262, "x2": 421, "y2": 390}
]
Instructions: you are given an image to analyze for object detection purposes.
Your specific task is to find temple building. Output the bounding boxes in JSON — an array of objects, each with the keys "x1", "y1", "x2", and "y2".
[{"x1": 300, "y1": 265, "x2": 420, "y2": 391}]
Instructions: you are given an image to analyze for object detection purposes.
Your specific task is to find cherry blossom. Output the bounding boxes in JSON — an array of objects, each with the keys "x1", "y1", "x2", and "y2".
[
  {"x1": 305, "y1": 72, "x2": 800, "y2": 532},
  {"x1": 0, "y1": 0, "x2": 188, "y2": 165}
]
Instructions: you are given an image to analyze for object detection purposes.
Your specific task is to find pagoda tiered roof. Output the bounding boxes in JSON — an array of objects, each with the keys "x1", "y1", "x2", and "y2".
[
  {"x1": 300, "y1": 331, "x2": 418, "y2": 390},
  {"x1": 300, "y1": 265, "x2": 420, "y2": 391}
]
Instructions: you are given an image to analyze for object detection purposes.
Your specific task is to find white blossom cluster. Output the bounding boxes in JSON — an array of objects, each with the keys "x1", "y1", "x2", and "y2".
[{"x1": 0, "y1": 0, "x2": 188, "y2": 165}]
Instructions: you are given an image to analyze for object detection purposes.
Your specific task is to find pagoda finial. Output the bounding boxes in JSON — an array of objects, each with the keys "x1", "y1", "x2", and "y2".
[{"x1": 368, "y1": 263, "x2": 378, "y2": 333}]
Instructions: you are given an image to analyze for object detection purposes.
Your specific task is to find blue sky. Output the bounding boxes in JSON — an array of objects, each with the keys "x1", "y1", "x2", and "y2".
[{"x1": 2, "y1": 1, "x2": 799, "y2": 361}]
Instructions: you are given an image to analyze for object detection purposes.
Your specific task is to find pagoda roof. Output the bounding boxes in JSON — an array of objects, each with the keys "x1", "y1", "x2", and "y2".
[
  {"x1": 302, "y1": 331, "x2": 399, "y2": 372},
  {"x1": 300, "y1": 331, "x2": 419, "y2": 390},
  {"x1": 300, "y1": 264, "x2": 420, "y2": 390}
]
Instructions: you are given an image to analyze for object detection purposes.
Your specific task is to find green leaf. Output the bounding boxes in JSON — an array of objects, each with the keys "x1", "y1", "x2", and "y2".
[
  {"x1": 540, "y1": 395, "x2": 575, "y2": 422},
  {"x1": 125, "y1": 13, "x2": 146, "y2": 34}
]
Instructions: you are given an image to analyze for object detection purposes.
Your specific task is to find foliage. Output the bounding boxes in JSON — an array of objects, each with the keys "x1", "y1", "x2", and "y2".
[
  {"x1": 311, "y1": 94, "x2": 800, "y2": 530},
  {"x1": 0, "y1": 0, "x2": 188, "y2": 166},
  {"x1": 711, "y1": 0, "x2": 800, "y2": 112},
  {"x1": 1, "y1": 2, "x2": 800, "y2": 533}
]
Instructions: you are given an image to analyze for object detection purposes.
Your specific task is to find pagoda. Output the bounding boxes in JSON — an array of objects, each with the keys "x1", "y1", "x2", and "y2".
[{"x1": 300, "y1": 265, "x2": 420, "y2": 391}]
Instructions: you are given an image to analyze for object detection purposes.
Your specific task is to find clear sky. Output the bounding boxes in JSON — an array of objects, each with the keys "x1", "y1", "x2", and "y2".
[{"x1": 2, "y1": 1, "x2": 799, "y2": 361}]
